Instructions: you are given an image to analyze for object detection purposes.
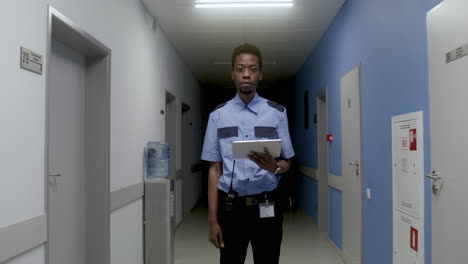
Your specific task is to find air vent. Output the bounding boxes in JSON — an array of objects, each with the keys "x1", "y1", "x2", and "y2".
[
  {"x1": 401, "y1": 201, "x2": 413, "y2": 209},
  {"x1": 401, "y1": 216, "x2": 411, "y2": 224}
]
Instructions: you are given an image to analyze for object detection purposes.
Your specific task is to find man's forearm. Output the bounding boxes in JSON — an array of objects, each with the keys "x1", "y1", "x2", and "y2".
[{"x1": 208, "y1": 162, "x2": 222, "y2": 224}]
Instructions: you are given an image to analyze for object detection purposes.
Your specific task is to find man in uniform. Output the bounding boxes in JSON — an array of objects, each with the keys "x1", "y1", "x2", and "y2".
[{"x1": 201, "y1": 43, "x2": 295, "y2": 264}]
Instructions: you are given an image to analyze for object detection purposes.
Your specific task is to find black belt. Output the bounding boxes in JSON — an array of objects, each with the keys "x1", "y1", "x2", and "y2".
[{"x1": 219, "y1": 189, "x2": 278, "y2": 206}]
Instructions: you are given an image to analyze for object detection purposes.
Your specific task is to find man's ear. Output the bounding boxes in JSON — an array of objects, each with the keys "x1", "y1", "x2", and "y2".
[
  {"x1": 259, "y1": 72, "x2": 263, "y2": 81},
  {"x1": 231, "y1": 71, "x2": 235, "y2": 80}
]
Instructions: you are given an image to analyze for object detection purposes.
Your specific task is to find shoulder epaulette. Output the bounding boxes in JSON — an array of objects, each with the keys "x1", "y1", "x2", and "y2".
[
  {"x1": 267, "y1": 100, "x2": 285, "y2": 112},
  {"x1": 212, "y1": 103, "x2": 227, "y2": 112}
]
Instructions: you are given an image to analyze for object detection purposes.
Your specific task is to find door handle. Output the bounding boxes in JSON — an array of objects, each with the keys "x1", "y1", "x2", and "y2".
[
  {"x1": 48, "y1": 173, "x2": 61, "y2": 186},
  {"x1": 348, "y1": 161, "x2": 360, "y2": 175},
  {"x1": 426, "y1": 170, "x2": 443, "y2": 196},
  {"x1": 425, "y1": 170, "x2": 441, "y2": 180}
]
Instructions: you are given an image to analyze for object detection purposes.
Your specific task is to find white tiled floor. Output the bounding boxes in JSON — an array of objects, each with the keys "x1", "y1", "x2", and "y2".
[{"x1": 174, "y1": 207, "x2": 344, "y2": 264}]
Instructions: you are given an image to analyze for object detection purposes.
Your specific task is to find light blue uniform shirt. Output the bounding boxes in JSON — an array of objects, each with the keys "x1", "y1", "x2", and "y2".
[{"x1": 201, "y1": 93, "x2": 295, "y2": 196}]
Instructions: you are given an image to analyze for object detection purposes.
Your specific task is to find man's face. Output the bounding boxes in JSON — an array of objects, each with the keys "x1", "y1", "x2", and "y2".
[{"x1": 231, "y1": 53, "x2": 263, "y2": 95}]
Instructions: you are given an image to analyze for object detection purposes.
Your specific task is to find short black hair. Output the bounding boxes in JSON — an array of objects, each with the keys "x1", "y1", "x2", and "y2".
[{"x1": 231, "y1": 43, "x2": 263, "y2": 70}]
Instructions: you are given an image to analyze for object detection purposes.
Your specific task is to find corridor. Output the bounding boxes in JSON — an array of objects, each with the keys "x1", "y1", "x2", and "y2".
[{"x1": 2, "y1": 0, "x2": 468, "y2": 264}]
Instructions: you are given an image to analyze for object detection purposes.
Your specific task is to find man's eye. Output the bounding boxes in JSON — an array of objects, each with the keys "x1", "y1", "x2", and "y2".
[
  {"x1": 250, "y1": 67, "x2": 258, "y2": 73},
  {"x1": 236, "y1": 68, "x2": 243, "y2": 72}
]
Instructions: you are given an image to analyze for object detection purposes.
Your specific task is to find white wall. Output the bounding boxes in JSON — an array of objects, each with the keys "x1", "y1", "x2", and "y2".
[
  {"x1": 110, "y1": 199, "x2": 143, "y2": 264},
  {"x1": 0, "y1": 0, "x2": 47, "y2": 231},
  {"x1": 0, "y1": 0, "x2": 201, "y2": 263}
]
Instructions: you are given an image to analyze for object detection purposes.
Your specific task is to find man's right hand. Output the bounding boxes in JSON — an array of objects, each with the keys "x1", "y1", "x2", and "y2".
[{"x1": 209, "y1": 222, "x2": 224, "y2": 249}]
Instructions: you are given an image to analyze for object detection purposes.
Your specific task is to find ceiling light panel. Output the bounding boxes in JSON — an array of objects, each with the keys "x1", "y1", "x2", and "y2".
[
  {"x1": 195, "y1": 0, "x2": 293, "y2": 8},
  {"x1": 196, "y1": 0, "x2": 292, "y2": 3}
]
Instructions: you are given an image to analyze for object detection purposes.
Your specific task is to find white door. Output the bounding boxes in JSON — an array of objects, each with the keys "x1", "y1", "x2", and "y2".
[
  {"x1": 48, "y1": 39, "x2": 86, "y2": 264},
  {"x1": 427, "y1": 1, "x2": 468, "y2": 262},
  {"x1": 341, "y1": 66, "x2": 362, "y2": 264}
]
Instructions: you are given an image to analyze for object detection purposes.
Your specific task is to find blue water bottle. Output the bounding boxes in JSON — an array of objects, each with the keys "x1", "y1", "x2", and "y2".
[{"x1": 146, "y1": 142, "x2": 170, "y2": 179}]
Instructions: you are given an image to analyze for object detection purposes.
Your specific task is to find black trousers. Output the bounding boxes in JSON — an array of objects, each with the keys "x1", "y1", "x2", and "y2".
[{"x1": 217, "y1": 190, "x2": 283, "y2": 264}]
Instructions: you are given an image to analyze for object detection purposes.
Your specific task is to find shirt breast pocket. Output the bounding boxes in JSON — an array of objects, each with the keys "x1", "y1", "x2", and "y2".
[
  {"x1": 255, "y1": 126, "x2": 277, "y2": 139},
  {"x1": 218, "y1": 126, "x2": 239, "y2": 158}
]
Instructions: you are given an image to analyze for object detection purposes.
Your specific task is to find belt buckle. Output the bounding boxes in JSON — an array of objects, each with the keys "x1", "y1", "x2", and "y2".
[{"x1": 245, "y1": 196, "x2": 257, "y2": 206}]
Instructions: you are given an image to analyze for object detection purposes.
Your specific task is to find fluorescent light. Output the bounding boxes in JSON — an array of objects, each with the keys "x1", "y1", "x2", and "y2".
[
  {"x1": 196, "y1": 3, "x2": 293, "y2": 8},
  {"x1": 195, "y1": 1, "x2": 293, "y2": 8},
  {"x1": 197, "y1": 0, "x2": 292, "y2": 3}
]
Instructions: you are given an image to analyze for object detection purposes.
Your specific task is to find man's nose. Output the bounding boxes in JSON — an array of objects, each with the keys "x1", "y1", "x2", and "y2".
[{"x1": 242, "y1": 69, "x2": 251, "y2": 79}]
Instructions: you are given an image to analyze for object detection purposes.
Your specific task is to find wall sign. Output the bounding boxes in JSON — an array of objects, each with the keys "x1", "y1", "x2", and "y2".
[
  {"x1": 446, "y1": 43, "x2": 468, "y2": 64},
  {"x1": 20, "y1": 47, "x2": 43, "y2": 74}
]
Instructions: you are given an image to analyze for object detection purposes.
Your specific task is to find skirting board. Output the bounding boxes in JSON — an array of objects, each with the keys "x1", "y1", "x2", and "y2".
[
  {"x1": 110, "y1": 182, "x2": 144, "y2": 212},
  {"x1": 327, "y1": 237, "x2": 347, "y2": 263},
  {"x1": 0, "y1": 214, "x2": 47, "y2": 263},
  {"x1": 327, "y1": 237, "x2": 357, "y2": 264}
]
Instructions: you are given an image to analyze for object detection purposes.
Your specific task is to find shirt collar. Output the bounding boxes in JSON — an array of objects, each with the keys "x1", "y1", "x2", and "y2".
[{"x1": 232, "y1": 93, "x2": 262, "y2": 114}]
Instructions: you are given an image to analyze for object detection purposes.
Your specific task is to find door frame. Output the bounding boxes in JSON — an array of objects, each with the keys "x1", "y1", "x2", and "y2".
[
  {"x1": 165, "y1": 91, "x2": 176, "y2": 181},
  {"x1": 181, "y1": 102, "x2": 192, "y2": 217},
  {"x1": 45, "y1": 6, "x2": 111, "y2": 264}
]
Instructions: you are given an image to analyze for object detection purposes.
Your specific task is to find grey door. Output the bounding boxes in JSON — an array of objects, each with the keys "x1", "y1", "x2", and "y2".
[
  {"x1": 427, "y1": 1, "x2": 468, "y2": 262},
  {"x1": 340, "y1": 66, "x2": 362, "y2": 264},
  {"x1": 48, "y1": 39, "x2": 86, "y2": 264},
  {"x1": 166, "y1": 92, "x2": 181, "y2": 225},
  {"x1": 317, "y1": 91, "x2": 329, "y2": 233}
]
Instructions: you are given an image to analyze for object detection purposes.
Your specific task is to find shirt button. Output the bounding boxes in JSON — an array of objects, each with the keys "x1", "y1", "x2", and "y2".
[{"x1": 245, "y1": 135, "x2": 248, "y2": 138}]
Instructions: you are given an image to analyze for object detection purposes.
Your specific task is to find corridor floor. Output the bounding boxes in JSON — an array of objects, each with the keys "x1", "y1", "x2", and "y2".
[{"x1": 174, "y1": 207, "x2": 344, "y2": 264}]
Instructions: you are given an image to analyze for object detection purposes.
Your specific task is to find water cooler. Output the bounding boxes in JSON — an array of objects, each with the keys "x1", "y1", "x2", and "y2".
[{"x1": 144, "y1": 142, "x2": 174, "y2": 264}]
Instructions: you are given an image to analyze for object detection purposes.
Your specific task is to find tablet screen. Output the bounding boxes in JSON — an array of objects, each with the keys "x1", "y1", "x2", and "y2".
[{"x1": 232, "y1": 139, "x2": 282, "y2": 159}]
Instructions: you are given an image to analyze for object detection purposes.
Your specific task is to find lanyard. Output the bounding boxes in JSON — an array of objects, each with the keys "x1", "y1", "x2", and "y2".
[{"x1": 228, "y1": 160, "x2": 236, "y2": 195}]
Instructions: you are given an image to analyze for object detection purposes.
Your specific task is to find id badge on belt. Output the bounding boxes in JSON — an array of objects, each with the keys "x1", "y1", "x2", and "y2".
[{"x1": 259, "y1": 194, "x2": 275, "y2": 218}]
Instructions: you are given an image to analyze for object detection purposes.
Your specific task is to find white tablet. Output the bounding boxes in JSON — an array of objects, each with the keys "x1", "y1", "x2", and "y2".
[{"x1": 232, "y1": 139, "x2": 282, "y2": 159}]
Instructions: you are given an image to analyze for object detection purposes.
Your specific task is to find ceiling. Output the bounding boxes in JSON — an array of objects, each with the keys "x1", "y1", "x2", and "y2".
[{"x1": 142, "y1": 0, "x2": 346, "y2": 88}]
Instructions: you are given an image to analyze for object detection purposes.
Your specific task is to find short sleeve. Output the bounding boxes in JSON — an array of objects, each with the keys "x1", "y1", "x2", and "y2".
[
  {"x1": 201, "y1": 111, "x2": 222, "y2": 162},
  {"x1": 277, "y1": 110, "x2": 295, "y2": 159}
]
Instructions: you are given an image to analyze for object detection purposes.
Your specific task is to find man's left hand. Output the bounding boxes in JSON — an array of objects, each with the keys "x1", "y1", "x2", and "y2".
[{"x1": 247, "y1": 147, "x2": 278, "y2": 173}]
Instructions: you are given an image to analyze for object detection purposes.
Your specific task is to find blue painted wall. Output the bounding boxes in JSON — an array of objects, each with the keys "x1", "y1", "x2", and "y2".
[
  {"x1": 293, "y1": 0, "x2": 441, "y2": 263},
  {"x1": 298, "y1": 175, "x2": 318, "y2": 224},
  {"x1": 328, "y1": 186, "x2": 343, "y2": 250}
]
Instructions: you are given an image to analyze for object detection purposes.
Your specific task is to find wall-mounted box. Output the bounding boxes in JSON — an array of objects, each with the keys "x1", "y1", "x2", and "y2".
[{"x1": 392, "y1": 111, "x2": 424, "y2": 264}]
